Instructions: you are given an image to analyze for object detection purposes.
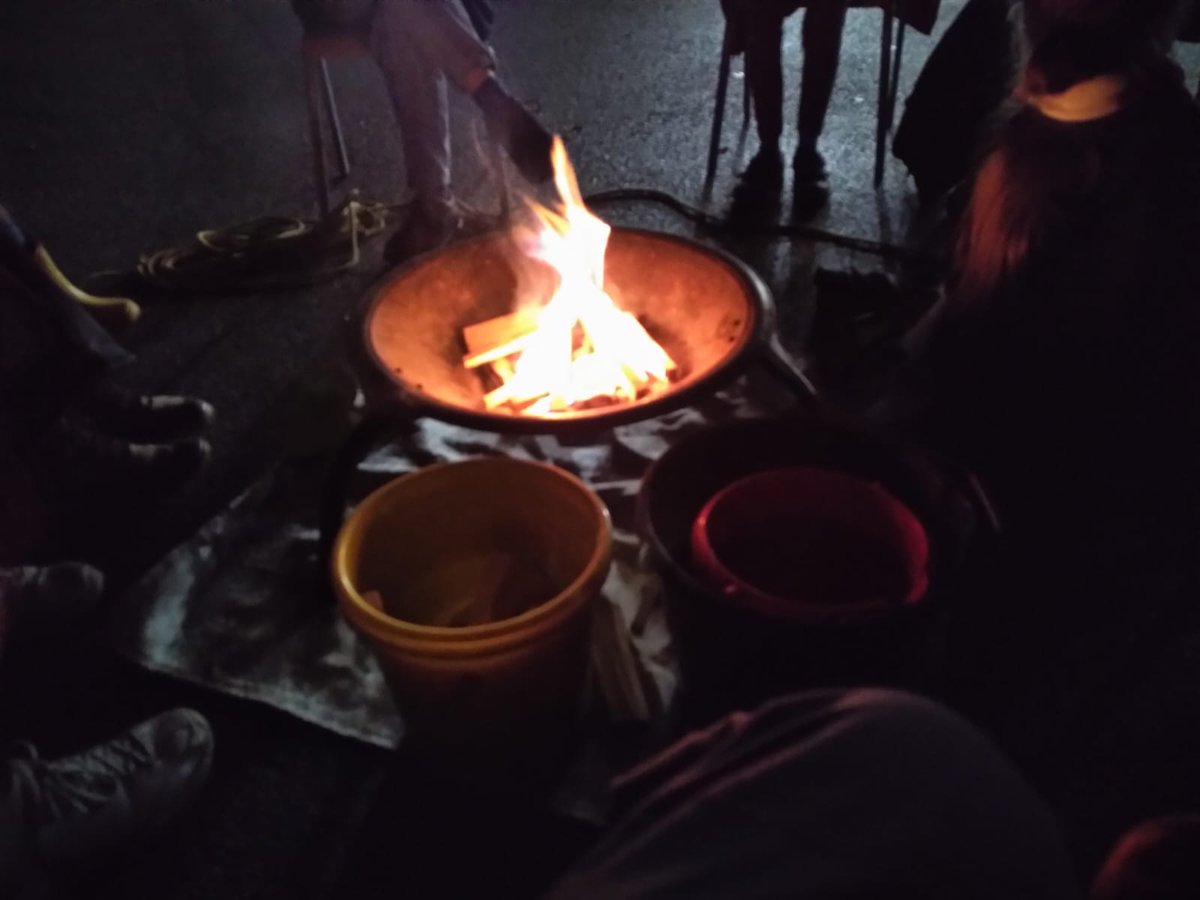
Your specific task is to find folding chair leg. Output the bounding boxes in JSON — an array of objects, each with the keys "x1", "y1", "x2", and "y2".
[
  {"x1": 303, "y1": 55, "x2": 332, "y2": 218},
  {"x1": 489, "y1": 138, "x2": 511, "y2": 221},
  {"x1": 705, "y1": 22, "x2": 735, "y2": 193},
  {"x1": 874, "y1": 8, "x2": 895, "y2": 188},
  {"x1": 741, "y1": 65, "x2": 752, "y2": 135},
  {"x1": 320, "y1": 59, "x2": 351, "y2": 181},
  {"x1": 885, "y1": 22, "x2": 906, "y2": 133}
]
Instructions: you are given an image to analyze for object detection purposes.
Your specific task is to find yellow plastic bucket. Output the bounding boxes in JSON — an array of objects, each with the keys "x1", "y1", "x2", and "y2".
[{"x1": 332, "y1": 458, "x2": 612, "y2": 748}]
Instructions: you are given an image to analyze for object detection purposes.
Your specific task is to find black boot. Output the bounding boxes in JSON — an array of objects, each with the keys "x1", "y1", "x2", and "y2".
[
  {"x1": 791, "y1": 145, "x2": 830, "y2": 220},
  {"x1": 42, "y1": 419, "x2": 211, "y2": 496}
]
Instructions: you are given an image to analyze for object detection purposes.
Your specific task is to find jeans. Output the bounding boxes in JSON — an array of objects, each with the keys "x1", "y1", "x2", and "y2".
[{"x1": 306, "y1": 0, "x2": 496, "y2": 210}]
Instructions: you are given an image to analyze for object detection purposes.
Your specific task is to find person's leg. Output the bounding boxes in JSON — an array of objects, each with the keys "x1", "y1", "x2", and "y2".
[
  {"x1": 369, "y1": 0, "x2": 550, "y2": 260},
  {"x1": 389, "y1": 0, "x2": 551, "y2": 183},
  {"x1": 797, "y1": 0, "x2": 848, "y2": 151},
  {"x1": 743, "y1": 6, "x2": 788, "y2": 156},
  {"x1": 370, "y1": 0, "x2": 460, "y2": 227},
  {"x1": 0, "y1": 205, "x2": 132, "y2": 399},
  {"x1": 0, "y1": 213, "x2": 212, "y2": 497},
  {"x1": 791, "y1": 0, "x2": 847, "y2": 215},
  {"x1": 547, "y1": 688, "x2": 1080, "y2": 899},
  {"x1": 730, "y1": 1, "x2": 804, "y2": 212}
]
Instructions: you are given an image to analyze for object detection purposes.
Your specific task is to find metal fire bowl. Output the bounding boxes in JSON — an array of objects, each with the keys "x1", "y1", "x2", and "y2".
[{"x1": 363, "y1": 227, "x2": 773, "y2": 434}]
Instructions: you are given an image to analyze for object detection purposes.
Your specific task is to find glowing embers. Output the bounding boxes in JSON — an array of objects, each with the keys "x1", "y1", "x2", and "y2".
[{"x1": 462, "y1": 138, "x2": 678, "y2": 415}]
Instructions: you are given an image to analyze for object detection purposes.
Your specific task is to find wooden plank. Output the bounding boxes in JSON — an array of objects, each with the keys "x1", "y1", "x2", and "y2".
[
  {"x1": 461, "y1": 309, "x2": 539, "y2": 357},
  {"x1": 463, "y1": 333, "x2": 536, "y2": 369}
]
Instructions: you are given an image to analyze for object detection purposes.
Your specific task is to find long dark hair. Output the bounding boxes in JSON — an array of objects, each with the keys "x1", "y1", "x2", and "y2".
[{"x1": 952, "y1": 0, "x2": 1184, "y2": 303}]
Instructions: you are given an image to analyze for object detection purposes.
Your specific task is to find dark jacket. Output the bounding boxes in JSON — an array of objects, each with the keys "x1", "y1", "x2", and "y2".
[{"x1": 925, "y1": 66, "x2": 1200, "y2": 575}]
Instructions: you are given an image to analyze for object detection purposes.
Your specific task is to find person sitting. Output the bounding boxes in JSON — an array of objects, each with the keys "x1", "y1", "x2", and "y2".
[
  {"x1": 720, "y1": 0, "x2": 940, "y2": 219},
  {"x1": 0, "y1": 202, "x2": 214, "y2": 551},
  {"x1": 292, "y1": 0, "x2": 555, "y2": 261},
  {"x1": 915, "y1": 0, "x2": 1198, "y2": 534},
  {"x1": 843, "y1": 0, "x2": 1200, "y2": 657}
]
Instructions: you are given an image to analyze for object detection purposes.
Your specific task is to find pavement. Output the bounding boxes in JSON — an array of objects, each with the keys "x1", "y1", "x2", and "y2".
[{"x1": 3, "y1": 0, "x2": 1200, "y2": 896}]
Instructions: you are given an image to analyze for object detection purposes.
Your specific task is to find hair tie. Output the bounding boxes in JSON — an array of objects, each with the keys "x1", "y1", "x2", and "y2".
[{"x1": 1022, "y1": 74, "x2": 1128, "y2": 122}]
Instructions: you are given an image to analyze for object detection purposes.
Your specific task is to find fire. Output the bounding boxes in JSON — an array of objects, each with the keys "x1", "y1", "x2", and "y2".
[{"x1": 462, "y1": 138, "x2": 677, "y2": 414}]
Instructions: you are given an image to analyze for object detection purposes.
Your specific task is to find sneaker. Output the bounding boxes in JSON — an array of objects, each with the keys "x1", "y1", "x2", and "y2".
[
  {"x1": 473, "y1": 80, "x2": 554, "y2": 184},
  {"x1": 792, "y1": 146, "x2": 830, "y2": 219},
  {"x1": 383, "y1": 199, "x2": 498, "y2": 267},
  {"x1": 383, "y1": 201, "x2": 455, "y2": 266},
  {"x1": 44, "y1": 421, "x2": 210, "y2": 494},
  {"x1": 79, "y1": 387, "x2": 215, "y2": 444},
  {"x1": 7, "y1": 709, "x2": 213, "y2": 870},
  {"x1": 0, "y1": 563, "x2": 105, "y2": 639}
]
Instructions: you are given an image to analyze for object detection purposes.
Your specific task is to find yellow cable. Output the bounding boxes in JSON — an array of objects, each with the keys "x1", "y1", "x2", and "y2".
[{"x1": 33, "y1": 244, "x2": 142, "y2": 325}]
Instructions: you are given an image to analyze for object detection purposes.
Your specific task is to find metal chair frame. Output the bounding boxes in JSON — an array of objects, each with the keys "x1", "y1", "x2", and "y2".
[
  {"x1": 705, "y1": 2, "x2": 907, "y2": 192},
  {"x1": 302, "y1": 32, "x2": 372, "y2": 217}
]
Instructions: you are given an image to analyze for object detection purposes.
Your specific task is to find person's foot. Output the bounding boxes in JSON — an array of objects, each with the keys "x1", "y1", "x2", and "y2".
[
  {"x1": 728, "y1": 147, "x2": 785, "y2": 222},
  {"x1": 6, "y1": 709, "x2": 214, "y2": 871},
  {"x1": 792, "y1": 145, "x2": 830, "y2": 220},
  {"x1": 383, "y1": 200, "x2": 456, "y2": 266},
  {"x1": 43, "y1": 420, "x2": 211, "y2": 495},
  {"x1": 77, "y1": 386, "x2": 215, "y2": 444},
  {"x1": 0, "y1": 562, "x2": 106, "y2": 639},
  {"x1": 472, "y1": 79, "x2": 554, "y2": 184}
]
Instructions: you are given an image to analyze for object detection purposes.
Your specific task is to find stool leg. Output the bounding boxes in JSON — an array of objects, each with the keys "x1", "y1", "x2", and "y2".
[
  {"x1": 874, "y1": 8, "x2": 895, "y2": 189},
  {"x1": 304, "y1": 54, "x2": 332, "y2": 218},
  {"x1": 320, "y1": 58, "x2": 351, "y2": 181}
]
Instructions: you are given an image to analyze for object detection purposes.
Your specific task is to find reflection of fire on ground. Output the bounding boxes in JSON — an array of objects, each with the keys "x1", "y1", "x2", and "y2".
[{"x1": 462, "y1": 137, "x2": 679, "y2": 415}]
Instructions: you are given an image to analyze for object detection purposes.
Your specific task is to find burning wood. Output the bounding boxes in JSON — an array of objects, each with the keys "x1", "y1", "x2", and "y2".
[{"x1": 462, "y1": 137, "x2": 680, "y2": 415}]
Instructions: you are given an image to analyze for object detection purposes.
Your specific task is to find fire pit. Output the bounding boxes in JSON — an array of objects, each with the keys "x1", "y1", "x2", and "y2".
[
  {"x1": 360, "y1": 137, "x2": 797, "y2": 432},
  {"x1": 362, "y1": 226, "x2": 769, "y2": 432}
]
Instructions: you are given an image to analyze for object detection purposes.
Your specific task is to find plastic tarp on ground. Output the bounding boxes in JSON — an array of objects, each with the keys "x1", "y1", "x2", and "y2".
[{"x1": 108, "y1": 379, "x2": 783, "y2": 811}]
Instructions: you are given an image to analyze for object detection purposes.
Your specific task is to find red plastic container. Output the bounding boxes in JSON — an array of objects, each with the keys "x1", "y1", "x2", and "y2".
[{"x1": 691, "y1": 467, "x2": 930, "y2": 624}]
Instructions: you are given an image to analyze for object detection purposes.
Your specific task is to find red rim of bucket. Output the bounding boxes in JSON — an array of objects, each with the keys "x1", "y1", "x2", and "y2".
[{"x1": 691, "y1": 466, "x2": 931, "y2": 624}]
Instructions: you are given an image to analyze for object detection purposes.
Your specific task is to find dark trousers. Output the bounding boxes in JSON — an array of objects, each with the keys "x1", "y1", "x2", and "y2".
[
  {"x1": 548, "y1": 688, "x2": 1080, "y2": 899},
  {"x1": 736, "y1": 0, "x2": 850, "y2": 149},
  {"x1": 0, "y1": 205, "x2": 130, "y2": 431},
  {"x1": 0, "y1": 205, "x2": 130, "y2": 560}
]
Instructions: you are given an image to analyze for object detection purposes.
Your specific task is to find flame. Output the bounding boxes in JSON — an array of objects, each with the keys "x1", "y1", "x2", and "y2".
[{"x1": 472, "y1": 138, "x2": 676, "y2": 414}]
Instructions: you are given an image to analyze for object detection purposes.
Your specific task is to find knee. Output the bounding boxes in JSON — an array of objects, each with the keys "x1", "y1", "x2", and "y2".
[{"x1": 789, "y1": 687, "x2": 982, "y2": 753}]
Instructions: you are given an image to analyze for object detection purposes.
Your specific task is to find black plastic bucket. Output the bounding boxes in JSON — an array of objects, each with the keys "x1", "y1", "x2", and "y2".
[{"x1": 637, "y1": 413, "x2": 991, "y2": 720}]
